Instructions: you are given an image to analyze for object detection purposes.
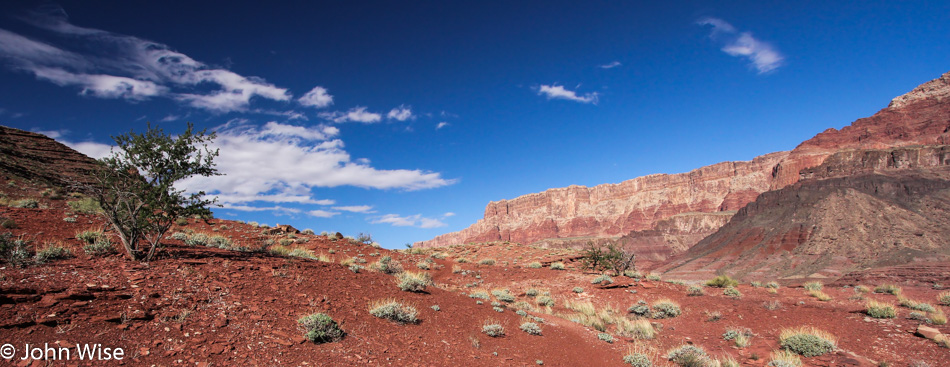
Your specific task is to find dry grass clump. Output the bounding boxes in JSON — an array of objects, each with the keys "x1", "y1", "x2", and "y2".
[
  {"x1": 930, "y1": 309, "x2": 947, "y2": 325},
  {"x1": 778, "y1": 326, "x2": 837, "y2": 357},
  {"x1": 396, "y1": 271, "x2": 432, "y2": 292},
  {"x1": 803, "y1": 281, "x2": 823, "y2": 291},
  {"x1": 808, "y1": 289, "x2": 832, "y2": 301},
  {"x1": 706, "y1": 275, "x2": 739, "y2": 288},
  {"x1": 550, "y1": 262, "x2": 566, "y2": 270},
  {"x1": 482, "y1": 320, "x2": 505, "y2": 337},
  {"x1": 616, "y1": 318, "x2": 656, "y2": 339},
  {"x1": 767, "y1": 349, "x2": 802, "y2": 367},
  {"x1": 874, "y1": 284, "x2": 902, "y2": 295},
  {"x1": 866, "y1": 300, "x2": 897, "y2": 318},
  {"x1": 368, "y1": 299, "x2": 418, "y2": 324},
  {"x1": 651, "y1": 299, "x2": 681, "y2": 319},
  {"x1": 939, "y1": 291, "x2": 950, "y2": 306},
  {"x1": 622, "y1": 344, "x2": 655, "y2": 367},
  {"x1": 298, "y1": 313, "x2": 344, "y2": 343}
]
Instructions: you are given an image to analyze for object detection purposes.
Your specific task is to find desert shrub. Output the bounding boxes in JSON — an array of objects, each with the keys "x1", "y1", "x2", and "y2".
[
  {"x1": 550, "y1": 262, "x2": 565, "y2": 270},
  {"x1": 938, "y1": 291, "x2": 950, "y2": 306},
  {"x1": 456, "y1": 257, "x2": 470, "y2": 263},
  {"x1": 13, "y1": 198, "x2": 39, "y2": 208},
  {"x1": 866, "y1": 300, "x2": 897, "y2": 318},
  {"x1": 67, "y1": 197, "x2": 102, "y2": 213},
  {"x1": 76, "y1": 229, "x2": 105, "y2": 244},
  {"x1": 416, "y1": 261, "x2": 430, "y2": 270},
  {"x1": 766, "y1": 281, "x2": 780, "y2": 289},
  {"x1": 874, "y1": 284, "x2": 902, "y2": 295},
  {"x1": 579, "y1": 241, "x2": 637, "y2": 276},
  {"x1": 469, "y1": 290, "x2": 490, "y2": 300},
  {"x1": 803, "y1": 281, "x2": 822, "y2": 291},
  {"x1": 478, "y1": 258, "x2": 495, "y2": 266},
  {"x1": 169, "y1": 232, "x2": 189, "y2": 241},
  {"x1": 931, "y1": 309, "x2": 947, "y2": 325},
  {"x1": 598, "y1": 333, "x2": 614, "y2": 343},
  {"x1": 208, "y1": 235, "x2": 232, "y2": 248},
  {"x1": 666, "y1": 344, "x2": 710, "y2": 366},
  {"x1": 83, "y1": 238, "x2": 115, "y2": 256},
  {"x1": 491, "y1": 289, "x2": 515, "y2": 303},
  {"x1": 482, "y1": 322, "x2": 505, "y2": 337},
  {"x1": 573, "y1": 287, "x2": 584, "y2": 293},
  {"x1": 0, "y1": 233, "x2": 31, "y2": 266},
  {"x1": 778, "y1": 326, "x2": 837, "y2": 357},
  {"x1": 767, "y1": 350, "x2": 802, "y2": 367},
  {"x1": 298, "y1": 313, "x2": 344, "y2": 343},
  {"x1": 617, "y1": 318, "x2": 655, "y2": 339},
  {"x1": 592, "y1": 274, "x2": 614, "y2": 284},
  {"x1": 184, "y1": 233, "x2": 209, "y2": 246},
  {"x1": 396, "y1": 271, "x2": 432, "y2": 292},
  {"x1": 909, "y1": 311, "x2": 929, "y2": 323},
  {"x1": 687, "y1": 286, "x2": 705, "y2": 296},
  {"x1": 62, "y1": 217, "x2": 76, "y2": 223},
  {"x1": 493, "y1": 306, "x2": 504, "y2": 312},
  {"x1": 723, "y1": 327, "x2": 752, "y2": 341},
  {"x1": 372, "y1": 256, "x2": 403, "y2": 274},
  {"x1": 808, "y1": 290, "x2": 832, "y2": 301},
  {"x1": 646, "y1": 274, "x2": 661, "y2": 281},
  {"x1": 628, "y1": 300, "x2": 650, "y2": 316},
  {"x1": 855, "y1": 285, "x2": 870, "y2": 293},
  {"x1": 516, "y1": 310, "x2": 528, "y2": 317},
  {"x1": 349, "y1": 264, "x2": 365, "y2": 273},
  {"x1": 724, "y1": 287, "x2": 742, "y2": 299},
  {"x1": 622, "y1": 349, "x2": 653, "y2": 367},
  {"x1": 735, "y1": 333, "x2": 752, "y2": 348},
  {"x1": 520, "y1": 322, "x2": 542, "y2": 335},
  {"x1": 651, "y1": 299, "x2": 681, "y2": 319},
  {"x1": 369, "y1": 299, "x2": 418, "y2": 324},
  {"x1": 537, "y1": 295, "x2": 555, "y2": 307},
  {"x1": 624, "y1": 269, "x2": 642, "y2": 279},
  {"x1": 525, "y1": 288, "x2": 539, "y2": 297},
  {"x1": 35, "y1": 243, "x2": 70, "y2": 263},
  {"x1": 751, "y1": 281, "x2": 763, "y2": 287},
  {"x1": 528, "y1": 261, "x2": 542, "y2": 269},
  {"x1": 763, "y1": 300, "x2": 782, "y2": 310},
  {"x1": 706, "y1": 275, "x2": 739, "y2": 288},
  {"x1": 705, "y1": 310, "x2": 723, "y2": 322}
]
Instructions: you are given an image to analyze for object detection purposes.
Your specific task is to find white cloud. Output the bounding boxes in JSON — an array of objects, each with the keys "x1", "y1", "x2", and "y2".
[
  {"x1": 221, "y1": 204, "x2": 301, "y2": 214},
  {"x1": 697, "y1": 17, "x2": 784, "y2": 74},
  {"x1": 0, "y1": 11, "x2": 291, "y2": 110},
  {"x1": 371, "y1": 214, "x2": 447, "y2": 228},
  {"x1": 538, "y1": 84, "x2": 599, "y2": 104},
  {"x1": 442, "y1": 212, "x2": 455, "y2": 217},
  {"x1": 436, "y1": 121, "x2": 449, "y2": 129},
  {"x1": 298, "y1": 86, "x2": 333, "y2": 108},
  {"x1": 64, "y1": 140, "x2": 112, "y2": 159},
  {"x1": 332, "y1": 205, "x2": 375, "y2": 213},
  {"x1": 32, "y1": 129, "x2": 67, "y2": 139},
  {"x1": 599, "y1": 61, "x2": 621, "y2": 69},
  {"x1": 319, "y1": 106, "x2": 383, "y2": 123},
  {"x1": 387, "y1": 105, "x2": 414, "y2": 121},
  {"x1": 307, "y1": 210, "x2": 340, "y2": 218}
]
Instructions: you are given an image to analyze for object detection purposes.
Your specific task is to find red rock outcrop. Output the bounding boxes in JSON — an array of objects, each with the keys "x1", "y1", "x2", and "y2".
[
  {"x1": 0, "y1": 125, "x2": 100, "y2": 187},
  {"x1": 417, "y1": 70, "x2": 950, "y2": 255},
  {"x1": 416, "y1": 151, "x2": 789, "y2": 248}
]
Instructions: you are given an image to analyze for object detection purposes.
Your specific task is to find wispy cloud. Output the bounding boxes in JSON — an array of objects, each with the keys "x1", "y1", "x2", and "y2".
[
  {"x1": 298, "y1": 86, "x2": 333, "y2": 108},
  {"x1": 0, "y1": 8, "x2": 292, "y2": 111},
  {"x1": 332, "y1": 205, "x2": 375, "y2": 213},
  {"x1": 371, "y1": 213, "x2": 446, "y2": 228},
  {"x1": 32, "y1": 129, "x2": 67, "y2": 139},
  {"x1": 387, "y1": 105, "x2": 414, "y2": 121},
  {"x1": 598, "y1": 61, "x2": 621, "y2": 69},
  {"x1": 697, "y1": 17, "x2": 784, "y2": 74},
  {"x1": 436, "y1": 121, "x2": 449, "y2": 130},
  {"x1": 537, "y1": 84, "x2": 599, "y2": 104},
  {"x1": 319, "y1": 106, "x2": 383, "y2": 123},
  {"x1": 307, "y1": 209, "x2": 340, "y2": 218}
]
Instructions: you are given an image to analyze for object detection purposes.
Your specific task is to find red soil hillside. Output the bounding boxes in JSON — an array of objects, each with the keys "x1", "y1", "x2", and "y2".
[{"x1": 0, "y1": 126, "x2": 99, "y2": 188}]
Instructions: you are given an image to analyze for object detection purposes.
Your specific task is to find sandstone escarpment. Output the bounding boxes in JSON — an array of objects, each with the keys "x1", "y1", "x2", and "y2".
[
  {"x1": 0, "y1": 125, "x2": 99, "y2": 187},
  {"x1": 417, "y1": 71, "x2": 950, "y2": 254},
  {"x1": 416, "y1": 151, "x2": 788, "y2": 248}
]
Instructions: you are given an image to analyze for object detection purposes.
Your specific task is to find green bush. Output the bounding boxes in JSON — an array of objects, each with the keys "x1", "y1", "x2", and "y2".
[
  {"x1": 469, "y1": 291, "x2": 490, "y2": 300},
  {"x1": 628, "y1": 300, "x2": 650, "y2": 316},
  {"x1": 779, "y1": 327, "x2": 836, "y2": 357},
  {"x1": 666, "y1": 345, "x2": 709, "y2": 366},
  {"x1": 482, "y1": 323, "x2": 505, "y2": 337},
  {"x1": 866, "y1": 300, "x2": 896, "y2": 318},
  {"x1": 536, "y1": 295, "x2": 555, "y2": 307},
  {"x1": 184, "y1": 233, "x2": 209, "y2": 246},
  {"x1": 13, "y1": 198, "x2": 39, "y2": 208},
  {"x1": 767, "y1": 350, "x2": 802, "y2": 367},
  {"x1": 622, "y1": 352, "x2": 652, "y2": 367},
  {"x1": 491, "y1": 289, "x2": 515, "y2": 303},
  {"x1": 525, "y1": 288, "x2": 539, "y2": 297},
  {"x1": 298, "y1": 313, "x2": 344, "y2": 343},
  {"x1": 75, "y1": 229, "x2": 104, "y2": 244},
  {"x1": 724, "y1": 287, "x2": 743, "y2": 299},
  {"x1": 592, "y1": 274, "x2": 614, "y2": 284},
  {"x1": 396, "y1": 271, "x2": 432, "y2": 292},
  {"x1": 369, "y1": 299, "x2": 418, "y2": 324},
  {"x1": 687, "y1": 285, "x2": 705, "y2": 296},
  {"x1": 597, "y1": 333, "x2": 614, "y2": 343},
  {"x1": 528, "y1": 261, "x2": 542, "y2": 269},
  {"x1": 520, "y1": 322, "x2": 542, "y2": 335},
  {"x1": 35, "y1": 243, "x2": 70, "y2": 263},
  {"x1": 766, "y1": 281, "x2": 780, "y2": 289},
  {"x1": 83, "y1": 238, "x2": 115, "y2": 256},
  {"x1": 478, "y1": 258, "x2": 496, "y2": 265},
  {"x1": 651, "y1": 299, "x2": 681, "y2": 319},
  {"x1": 372, "y1": 256, "x2": 404, "y2": 274},
  {"x1": 0, "y1": 233, "x2": 31, "y2": 266},
  {"x1": 706, "y1": 275, "x2": 739, "y2": 288}
]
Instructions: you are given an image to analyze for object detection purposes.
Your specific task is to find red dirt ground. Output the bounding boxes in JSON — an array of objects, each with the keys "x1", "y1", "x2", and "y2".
[{"x1": 1, "y1": 193, "x2": 949, "y2": 366}]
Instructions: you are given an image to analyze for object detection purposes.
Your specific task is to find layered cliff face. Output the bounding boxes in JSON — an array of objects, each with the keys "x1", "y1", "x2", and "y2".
[
  {"x1": 0, "y1": 126, "x2": 100, "y2": 187},
  {"x1": 416, "y1": 70, "x2": 950, "y2": 257},
  {"x1": 416, "y1": 151, "x2": 789, "y2": 249},
  {"x1": 658, "y1": 145, "x2": 950, "y2": 281}
]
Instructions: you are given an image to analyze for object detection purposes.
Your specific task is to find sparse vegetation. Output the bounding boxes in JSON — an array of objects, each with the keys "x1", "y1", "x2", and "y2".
[
  {"x1": 724, "y1": 287, "x2": 742, "y2": 299},
  {"x1": 707, "y1": 275, "x2": 739, "y2": 288},
  {"x1": 0, "y1": 233, "x2": 31, "y2": 266},
  {"x1": 866, "y1": 300, "x2": 897, "y2": 318},
  {"x1": 931, "y1": 309, "x2": 947, "y2": 325},
  {"x1": 396, "y1": 271, "x2": 432, "y2": 292},
  {"x1": 622, "y1": 346, "x2": 653, "y2": 367},
  {"x1": 478, "y1": 258, "x2": 496, "y2": 265},
  {"x1": 666, "y1": 344, "x2": 711, "y2": 366},
  {"x1": 808, "y1": 289, "x2": 832, "y2": 301},
  {"x1": 803, "y1": 281, "x2": 823, "y2": 291},
  {"x1": 767, "y1": 350, "x2": 802, "y2": 367},
  {"x1": 766, "y1": 281, "x2": 780, "y2": 289},
  {"x1": 778, "y1": 326, "x2": 837, "y2": 357},
  {"x1": 579, "y1": 240, "x2": 637, "y2": 276},
  {"x1": 687, "y1": 285, "x2": 705, "y2": 296},
  {"x1": 573, "y1": 287, "x2": 584, "y2": 293},
  {"x1": 874, "y1": 284, "x2": 902, "y2": 295},
  {"x1": 591, "y1": 274, "x2": 614, "y2": 284},
  {"x1": 482, "y1": 321, "x2": 505, "y2": 337},
  {"x1": 617, "y1": 318, "x2": 656, "y2": 339},
  {"x1": 520, "y1": 322, "x2": 542, "y2": 335},
  {"x1": 12, "y1": 198, "x2": 39, "y2": 208},
  {"x1": 763, "y1": 300, "x2": 782, "y2": 310},
  {"x1": 938, "y1": 291, "x2": 950, "y2": 306},
  {"x1": 298, "y1": 313, "x2": 344, "y2": 343},
  {"x1": 369, "y1": 299, "x2": 418, "y2": 324},
  {"x1": 537, "y1": 295, "x2": 555, "y2": 307},
  {"x1": 372, "y1": 256, "x2": 404, "y2": 274},
  {"x1": 491, "y1": 289, "x2": 515, "y2": 303},
  {"x1": 35, "y1": 242, "x2": 70, "y2": 263},
  {"x1": 598, "y1": 333, "x2": 614, "y2": 343},
  {"x1": 528, "y1": 261, "x2": 542, "y2": 268},
  {"x1": 651, "y1": 299, "x2": 681, "y2": 319},
  {"x1": 550, "y1": 262, "x2": 565, "y2": 270}
]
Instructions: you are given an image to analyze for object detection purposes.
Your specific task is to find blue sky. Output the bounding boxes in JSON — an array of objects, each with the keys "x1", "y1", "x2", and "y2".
[{"x1": 0, "y1": 1, "x2": 947, "y2": 248}]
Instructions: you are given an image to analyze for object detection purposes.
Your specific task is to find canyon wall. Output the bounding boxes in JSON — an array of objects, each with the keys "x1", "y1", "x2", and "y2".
[{"x1": 416, "y1": 71, "x2": 950, "y2": 257}]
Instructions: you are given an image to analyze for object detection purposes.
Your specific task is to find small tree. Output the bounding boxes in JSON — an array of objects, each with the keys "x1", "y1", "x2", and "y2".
[
  {"x1": 580, "y1": 240, "x2": 636, "y2": 276},
  {"x1": 80, "y1": 123, "x2": 219, "y2": 261}
]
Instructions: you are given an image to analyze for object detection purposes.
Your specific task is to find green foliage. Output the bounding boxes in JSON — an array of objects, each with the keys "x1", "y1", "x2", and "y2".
[
  {"x1": 779, "y1": 327, "x2": 837, "y2": 357},
  {"x1": 491, "y1": 289, "x2": 515, "y2": 303},
  {"x1": 0, "y1": 233, "x2": 31, "y2": 266},
  {"x1": 76, "y1": 229, "x2": 105, "y2": 244},
  {"x1": 573, "y1": 287, "x2": 584, "y2": 293},
  {"x1": 579, "y1": 241, "x2": 637, "y2": 276},
  {"x1": 687, "y1": 285, "x2": 705, "y2": 296},
  {"x1": 478, "y1": 258, "x2": 496, "y2": 265},
  {"x1": 528, "y1": 261, "x2": 542, "y2": 269},
  {"x1": 724, "y1": 287, "x2": 743, "y2": 299},
  {"x1": 597, "y1": 332, "x2": 614, "y2": 343},
  {"x1": 396, "y1": 271, "x2": 432, "y2": 292},
  {"x1": 651, "y1": 299, "x2": 681, "y2": 319},
  {"x1": 83, "y1": 237, "x2": 115, "y2": 256},
  {"x1": 666, "y1": 345, "x2": 709, "y2": 366},
  {"x1": 623, "y1": 353, "x2": 652, "y2": 367},
  {"x1": 591, "y1": 274, "x2": 614, "y2": 284},
  {"x1": 12, "y1": 198, "x2": 39, "y2": 208},
  {"x1": 369, "y1": 299, "x2": 418, "y2": 324},
  {"x1": 706, "y1": 275, "x2": 739, "y2": 288},
  {"x1": 80, "y1": 123, "x2": 219, "y2": 261},
  {"x1": 536, "y1": 295, "x2": 555, "y2": 307},
  {"x1": 866, "y1": 300, "x2": 896, "y2": 318},
  {"x1": 628, "y1": 300, "x2": 650, "y2": 316},
  {"x1": 35, "y1": 243, "x2": 70, "y2": 263},
  {"x1": 520, "y1": 322, "x2": 542, "y2": 335},
  {"x1": 525, "y1": 288, "x2": 539, "y2": 297},
  {"x1": 767, "y1": 350, "x2": 802, "y2": 367},
  {"x1": 372, "y1": 256, "x2": 404, "y2": 274},
  {"x1": 298, "y1": 313, "x2": 344, "y2": 343},
  {"x1": 482, "y1": 323, "x2": 504, "y2": 337}
]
